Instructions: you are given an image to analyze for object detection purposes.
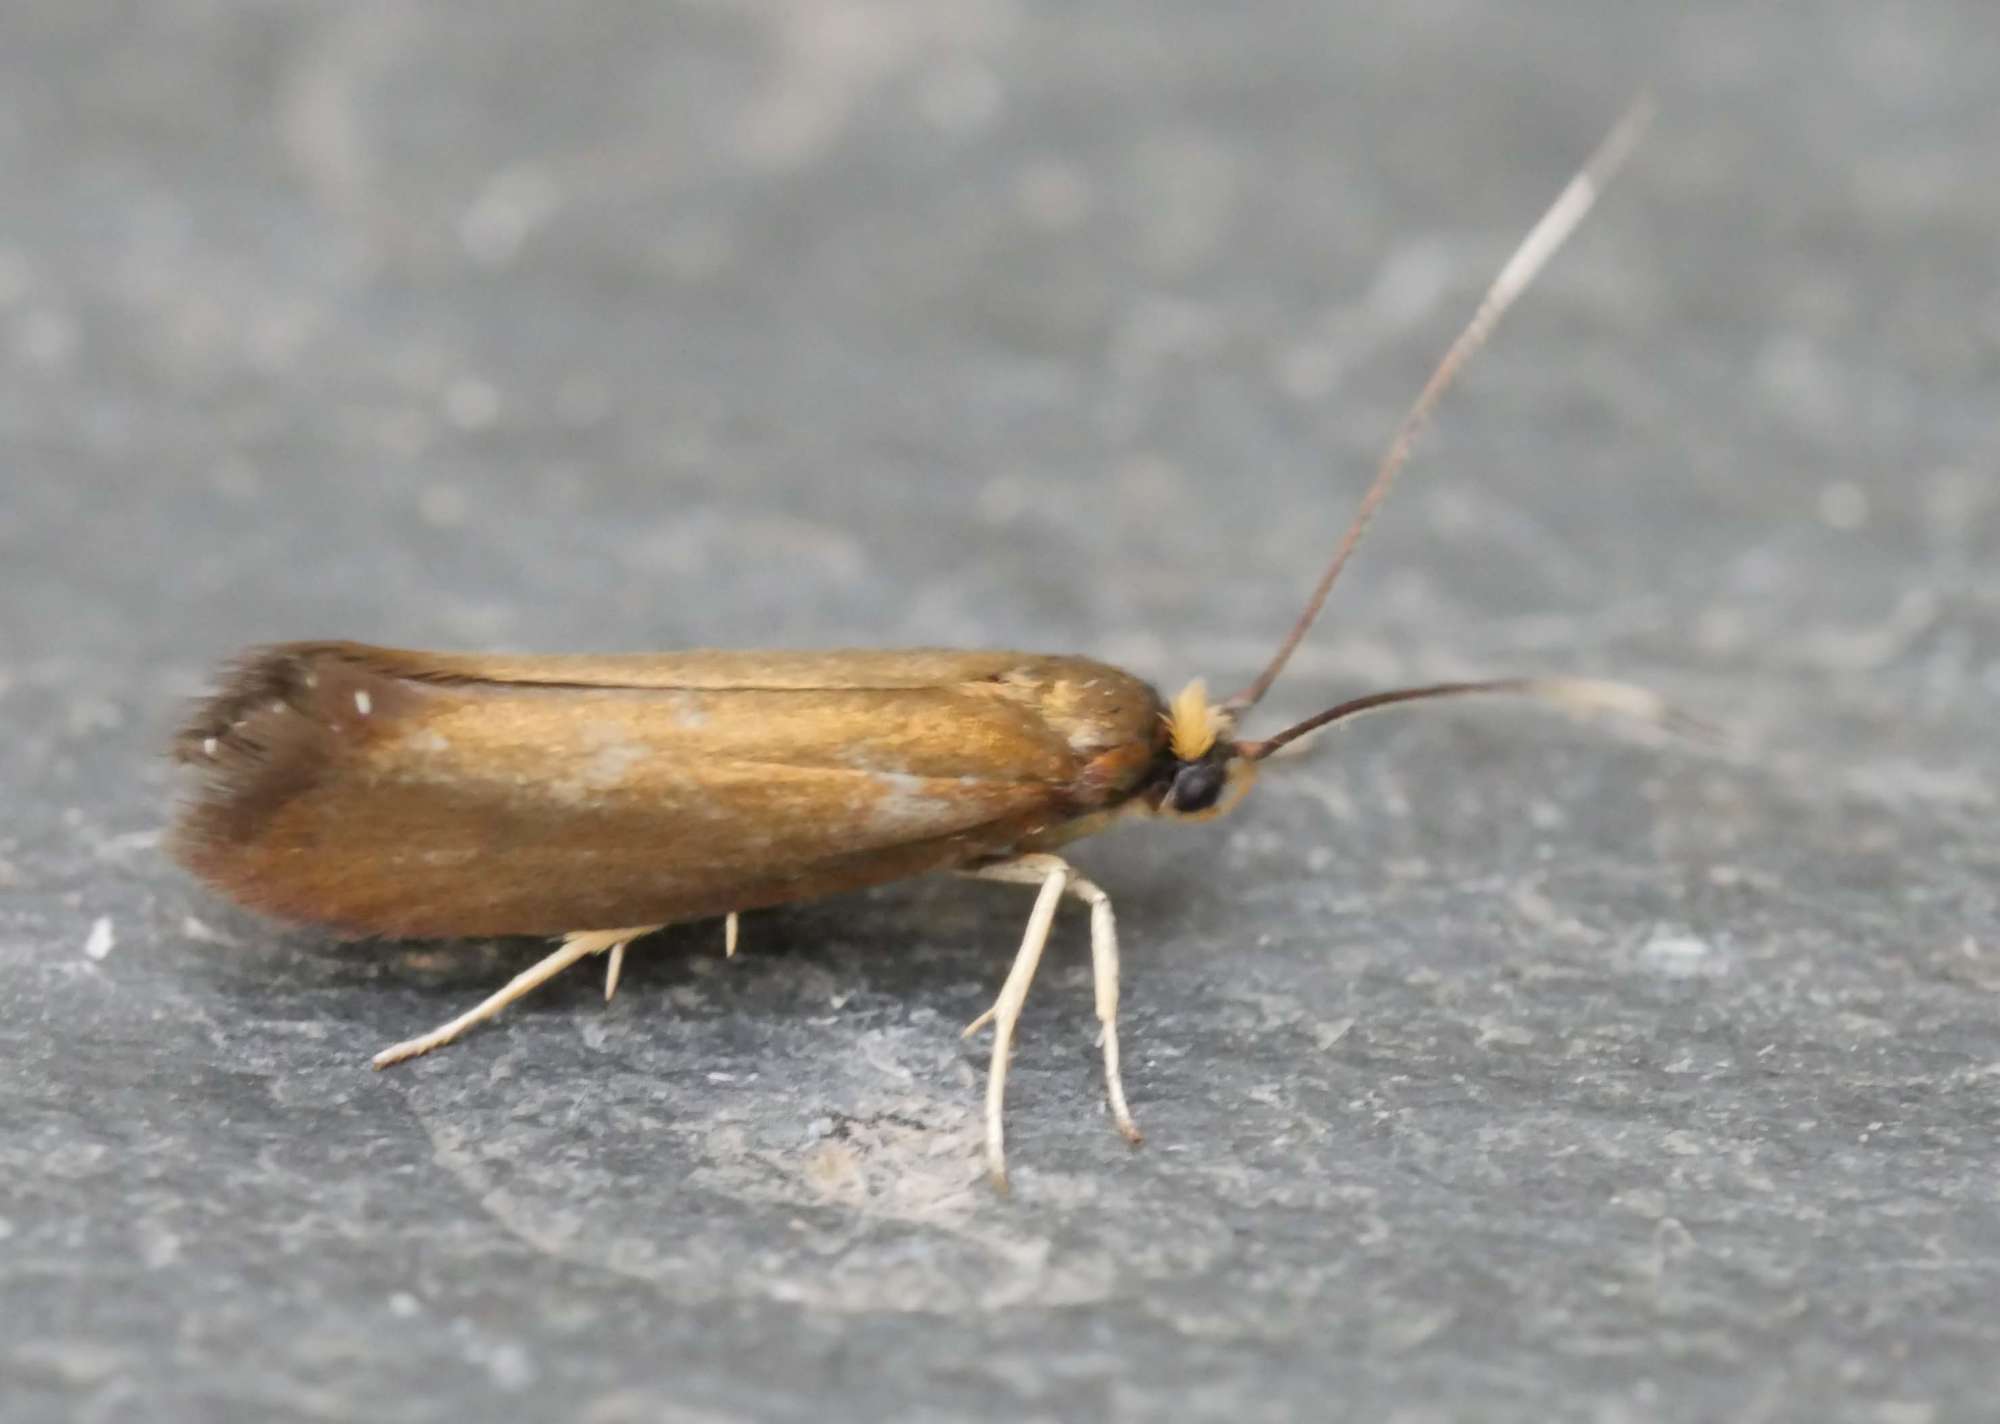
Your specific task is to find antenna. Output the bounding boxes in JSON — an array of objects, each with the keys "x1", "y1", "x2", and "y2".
[
  {"x1": 1224, "y1": 95, "x2": 1656, "y2": 715},
  {"x1": 1236, "y1": 676, "x2": 1709, "y2": 762}
]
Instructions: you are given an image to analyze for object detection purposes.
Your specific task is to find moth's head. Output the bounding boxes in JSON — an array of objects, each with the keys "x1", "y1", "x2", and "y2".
[{"x1": 1147, "y1": 679, "x2": 1257, "y2": 822}]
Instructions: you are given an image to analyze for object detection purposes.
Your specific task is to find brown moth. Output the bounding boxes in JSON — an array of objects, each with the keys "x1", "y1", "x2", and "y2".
[{"x1": 171, "y1": 99, "x2": 1664, "y2": 1189}]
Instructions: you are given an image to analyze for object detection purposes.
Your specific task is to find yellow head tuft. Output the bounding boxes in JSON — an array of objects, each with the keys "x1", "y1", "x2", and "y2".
[{"x1": 1165, "y1": 678, "x2": 1224, "y2": 762}]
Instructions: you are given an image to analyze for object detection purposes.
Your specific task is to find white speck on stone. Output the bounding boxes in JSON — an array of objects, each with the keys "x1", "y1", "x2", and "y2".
[
  {"x1": 1372, "y1": 1304, "x2": 1456, "y2": 1354},
  {"x1": 83, "y1": 916, "x2": 114, "y2": 961},
  {"x1": 484, "y1": 1341, "x2": 536, "y2": 1391},
  {"x1": 1474, "y1": 1017, "x2": 1536, "y2": 1049},
  {"x1": 1638, "y1": 928, "x2": 1728, "y2": 978},
  {"x1": 96, "y1": 829, "x2": 161, "y2": 862},
  {"x1": 354, "y1": 690, "x2": 372, "y2": 716},
  {"x1": 1311, "y1": 1018, "x2": 1355, "y2": 1051},
  {"x1": 138, "y1": 1223, "x2": 182, "y2": 1268},
  {"x1": 387, "y1": 1292, "x2": 422, "y2": 1318},
  {"x1": 202, "y1": 737, "x2": 218, "y2": 757},
  {"x1": 182, "y1": 916, "x2": 239, "y2": 947}
]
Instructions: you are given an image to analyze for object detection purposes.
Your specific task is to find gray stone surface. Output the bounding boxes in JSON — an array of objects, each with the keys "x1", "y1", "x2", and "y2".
[{"x1": 5, "y1": 3, "x2": 1998, "y2": 1421}]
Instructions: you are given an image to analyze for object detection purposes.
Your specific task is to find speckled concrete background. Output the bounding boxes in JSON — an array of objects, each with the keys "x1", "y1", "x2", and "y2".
[{"x1": 5, "y1": 3, "x2": 1998, "y2": 1421}]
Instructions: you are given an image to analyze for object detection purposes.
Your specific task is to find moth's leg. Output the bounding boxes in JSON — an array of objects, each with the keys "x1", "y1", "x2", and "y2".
[
  {"x1": 616, "y1": 914, "x2": 739, "y2": 997},
  {"x1": 586, "y1": 925, "x2": 667, "y2": 1002},
  {"x1": 959, "y1": 855, "x2": 1141, "y2": 1148},
  {"x1": 371, "y1": 925, "x2": 660, "y2": 1068},
  {"x1": 958, "y1": 853, "x2": 1141, "y2": 1185},
  {"x1": 954, "y1": 858, "x2": 1067, "y2": 1190},
  {"x1": 1077, "y1": 876, "x2": 1142, "y2": 1146}
]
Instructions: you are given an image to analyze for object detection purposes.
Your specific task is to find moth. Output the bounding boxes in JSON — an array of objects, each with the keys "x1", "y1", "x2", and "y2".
[{"x1": 171, "y1": 100, "x2": 1666, "y2": 1189}]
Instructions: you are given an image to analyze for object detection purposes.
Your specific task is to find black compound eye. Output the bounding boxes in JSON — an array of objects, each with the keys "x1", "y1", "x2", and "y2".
[{"x1": 1167, "y1": 760, "x2": 1228, "y2": 815}]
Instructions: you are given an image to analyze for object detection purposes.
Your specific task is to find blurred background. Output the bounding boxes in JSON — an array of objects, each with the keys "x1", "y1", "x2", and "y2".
[{"x1": 4, "y1": 3, "x2": 1997, "y2": 1422}]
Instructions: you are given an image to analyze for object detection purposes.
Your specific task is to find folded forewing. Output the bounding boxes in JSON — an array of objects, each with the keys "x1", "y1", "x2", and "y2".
[{"x1": 172, "y1": 643, "x2": 1165, "y2": 936}]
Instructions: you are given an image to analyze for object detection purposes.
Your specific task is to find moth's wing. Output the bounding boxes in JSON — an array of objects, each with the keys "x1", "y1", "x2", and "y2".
[
  {"x1": 170, "y1": 643, "x2": 1166, "y2": 938},
  {"x1": 356, "y1": 645, "x2": 1089, "y2": 691}
]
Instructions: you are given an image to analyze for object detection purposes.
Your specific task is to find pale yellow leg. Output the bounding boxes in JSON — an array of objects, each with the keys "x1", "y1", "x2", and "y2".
[
  {"x1": 957, "y1": 853, "x2": 1142, "y2": 1188},
  {"x1": 587, "y1": 926, "x2": 666, "y2": 1002},
  {"x1": 371, "y1": 925, "x2": 661, "y2": 1068},
  {"x1": 615, "y1": 915, "x2": 737, "y2": 997}
]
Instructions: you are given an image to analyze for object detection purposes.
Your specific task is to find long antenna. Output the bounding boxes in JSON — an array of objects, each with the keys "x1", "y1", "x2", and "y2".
[
  {"x1": 1236, "y1": 676, "x2": 1705, "y2": 762},
  {"x1": 1224, "y1": 95, "x2": 1656, "y2": 715}
]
